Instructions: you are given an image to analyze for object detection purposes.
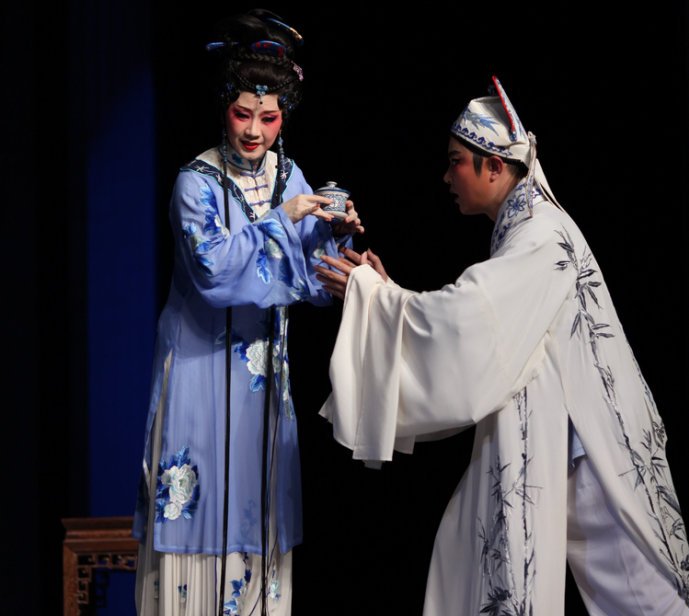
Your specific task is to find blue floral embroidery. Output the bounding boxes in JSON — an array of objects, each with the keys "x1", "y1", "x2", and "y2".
[
  {"x1": 182, "y1": 222, "x2": 214, "y2": 275},
  {"x1": 257, "y1": 217, "x2": 286, "y2": 240},
  {"x1": 233, "y1": 336, "x2": 268, "y2": 392},
  {"x1": 223, "y1": 554, "x2": 252, "y2": 615},
  {"x1": 505, "y1": 191, "x2": 527, "y2": 219},
  {"x1": 264, "y1": 238, "x2": 283, "y2": 260},
  {"x1": 256, "y1": 249, "x2": 272, "y2": 284},
  {"x1": 312, "y1": 244, "x2": 326, "y2": 260},
  {"x1": 155, "y1": 447, "x2": 200, "y2": 523},
  {"x1": 268, "y1": 568, "x2": 281, "y2": 600},
  {"x1": 182, "y1": 194, "x2": 229, "y2": 276},
  {"x1": 199, "y1": 183, "x2": 217, "y2": 212},
  {"x1": 277, "y1": 258, "x2": 308, "y2": 300},
  {"x1": 177, "y1": 584, "x2": 187, "y2": 603},
  {"x1": 490, "y1": 183, "x2": 542, "y2": 255},
  {"x1": 255, "y1": 219, "x2": 287, "y2": 285},
  {"x1": 253, "y1": 218, "x2": 308, "y2": 298},
  {"x1": 232, "y1": 309, "x2": 295, "y2": 420},
  {"x1": 184, "y1": 158, "x2": 295, "y2": 224},
  {"x1": 288, "y1": 279, "x2": 309, "y2": 301}
]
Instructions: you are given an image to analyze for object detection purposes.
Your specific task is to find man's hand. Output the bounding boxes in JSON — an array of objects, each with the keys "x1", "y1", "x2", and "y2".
[
  {"x1": 316, "y1": 250, "x2": 360, "y2": 300},
  {"x1": 359, "y1": 247, "x2": 388, "y2": 281},
  {"x1": 315, "y1": 246, "x2": 388, "y2": 300}
]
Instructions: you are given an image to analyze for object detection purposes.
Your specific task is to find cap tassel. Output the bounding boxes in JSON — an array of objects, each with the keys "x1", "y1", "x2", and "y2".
[{"x1": 525, "y1": 131, "x2": 538, "y2": 217}]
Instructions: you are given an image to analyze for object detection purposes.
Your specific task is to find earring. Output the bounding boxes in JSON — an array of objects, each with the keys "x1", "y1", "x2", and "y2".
[{"x1": 277, "y1": 131, "x2": 288, "y2": 181}]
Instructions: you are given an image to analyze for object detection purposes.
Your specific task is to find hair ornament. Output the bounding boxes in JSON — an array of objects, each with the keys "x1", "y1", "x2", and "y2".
[
  {"x1": 254, "y1": 84, "x2": 268, "y2": 103},
  {"x1": 250, "y1": 39, "x2": 286, "y2": 57},
  {"x1": 265, "y1": 17, "x2": 304, "y2": 45},
  {"x1": 278, "y1": 95, "x2": 296, "y2": 115},
  {"x1": 210, "y1": 12, "x2": 305, "y2": 115},
  {"x1": 205, "y1": 41, "x2": 226, "y2": 52}
]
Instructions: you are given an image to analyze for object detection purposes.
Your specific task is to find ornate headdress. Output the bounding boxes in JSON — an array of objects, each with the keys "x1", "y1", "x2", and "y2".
[
  {"x1": 206, "y1": 11, "x2": 305, "y2": 205},
  {"x1": 206, "y1": 12, "x2": 304, "y2": 112},
  {"x1": 451, "y1": 76, "x2": 561, "y2": 211}
]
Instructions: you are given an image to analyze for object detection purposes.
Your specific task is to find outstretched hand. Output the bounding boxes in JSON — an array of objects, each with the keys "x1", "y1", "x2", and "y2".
[
  {"x1": 359, "y1": 247, "x2": 388, "y2": 281},
  {"x1": 281, "y1": 194, "x2": 334, "y2": 223},
  {"x1": 315, "y1": 246, "x2": 388, "y2": 300}
]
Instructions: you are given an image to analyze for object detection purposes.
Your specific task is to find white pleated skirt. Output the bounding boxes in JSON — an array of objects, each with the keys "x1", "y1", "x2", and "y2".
[
  {"x1": 135, "y1": 544, "x2": 292, "y2": 616},
  {"x1": 135, "y1": 353, "x2": 292, "y2": 616}
]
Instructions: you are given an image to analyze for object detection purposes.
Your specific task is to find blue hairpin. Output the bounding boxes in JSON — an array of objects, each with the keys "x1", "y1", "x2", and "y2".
[
  {"x1": 205, "y1": 41, "x2": 226, "y2": 52},
  {"x1": 265, "y1": 17, "x2": 304, "y2": 45},
  {"x1": 250, "y1": 40, "x2": 286, "y2": 58}
]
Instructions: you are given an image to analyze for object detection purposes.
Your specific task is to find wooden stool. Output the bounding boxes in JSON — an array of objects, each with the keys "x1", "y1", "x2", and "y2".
[{"x1": 62, "y1": 516, "x2": 139, "y2": 615}]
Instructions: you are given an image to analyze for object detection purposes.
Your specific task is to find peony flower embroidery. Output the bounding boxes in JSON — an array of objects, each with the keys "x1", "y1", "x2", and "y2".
[
  {"x1": 234, "y1": 337, "x2": 269, "y2": 392},
  {"x1": 232, "y1": 310, "x2": 295, "y2": 419},
  {"x1": 156, "y1": 447, "x2": 200, "y2": 522}
]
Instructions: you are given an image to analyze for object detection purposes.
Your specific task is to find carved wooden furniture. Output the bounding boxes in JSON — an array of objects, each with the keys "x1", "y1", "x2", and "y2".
[{"x1": 62, "y1": 516, "x2": 138, "y2": 615}]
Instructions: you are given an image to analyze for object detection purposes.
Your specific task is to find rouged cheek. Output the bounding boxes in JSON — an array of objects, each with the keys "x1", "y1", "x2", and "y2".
[
  {"x1": 226, "y1": 114, "x2": 247, "y2": 140},
  {"x1": 262, "y1": 117, "x2": 283, "y2": 144}
]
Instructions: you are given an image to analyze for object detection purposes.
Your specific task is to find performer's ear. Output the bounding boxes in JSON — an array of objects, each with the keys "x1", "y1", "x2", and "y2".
[{"x1": 486, "y1": 156, "x2": 505, "y2": 180}]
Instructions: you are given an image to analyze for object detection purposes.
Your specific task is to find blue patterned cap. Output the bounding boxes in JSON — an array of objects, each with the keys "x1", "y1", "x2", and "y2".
[
  {"x1": 451, "y1": 76, "x2": 561, "y2": 209},
  {"x1": 451, "y1": 76, "x2": 531, "y2": 164}
]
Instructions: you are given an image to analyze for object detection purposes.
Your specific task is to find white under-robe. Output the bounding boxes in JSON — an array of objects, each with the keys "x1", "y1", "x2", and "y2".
[{"x1": 320, "y1": 183, "x2": 689, "y2": 614}]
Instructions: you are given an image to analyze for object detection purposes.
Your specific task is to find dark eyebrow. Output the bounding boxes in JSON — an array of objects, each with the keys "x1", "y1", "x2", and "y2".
[{"x1": 232, "y1": 104, "x2": 281, "y2": 116}]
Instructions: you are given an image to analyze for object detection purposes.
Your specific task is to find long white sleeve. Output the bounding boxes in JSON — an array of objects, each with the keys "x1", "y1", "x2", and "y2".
[{"x1": 321, "y1": 214, "x2": 577, "y2": 463}]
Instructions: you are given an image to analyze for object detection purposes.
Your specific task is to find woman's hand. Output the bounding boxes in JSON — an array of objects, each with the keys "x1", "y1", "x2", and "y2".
[
  {"x1": 331, "y1": 200, "x2": 365, "y2": 236},
  {"x1": 281, "y1": 194, "x2": 334, "y2": 223}
]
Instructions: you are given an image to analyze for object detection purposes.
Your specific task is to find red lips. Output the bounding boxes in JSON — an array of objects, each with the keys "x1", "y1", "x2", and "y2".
[{"x1": 241, "y1": 141, "x2": 260, "y2": 151}]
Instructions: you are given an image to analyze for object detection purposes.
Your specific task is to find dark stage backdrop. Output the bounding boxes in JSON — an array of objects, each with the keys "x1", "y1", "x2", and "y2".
[{"x1": 6, "y1": 1, "x2": 688, "y2": 614}]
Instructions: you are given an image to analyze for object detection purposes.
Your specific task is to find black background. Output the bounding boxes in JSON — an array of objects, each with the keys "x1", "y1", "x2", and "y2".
[{"x1": 6, "y1": 1, "x2": 688, "y2": 613}]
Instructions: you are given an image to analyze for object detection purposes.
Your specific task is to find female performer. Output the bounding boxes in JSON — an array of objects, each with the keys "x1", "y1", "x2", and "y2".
[{"x1": 133, "y1": 9, "x2": 362, "y2": 615}]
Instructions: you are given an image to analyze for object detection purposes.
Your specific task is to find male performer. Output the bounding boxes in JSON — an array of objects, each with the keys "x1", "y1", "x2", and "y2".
[{"x1": 315, "y1": 77, "x2": 689, "y2": 615}]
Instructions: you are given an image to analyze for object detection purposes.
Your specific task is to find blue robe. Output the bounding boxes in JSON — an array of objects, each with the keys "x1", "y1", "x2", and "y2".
[{"x1": 133, "y1": 148, "x2": 344, "y2": 555}]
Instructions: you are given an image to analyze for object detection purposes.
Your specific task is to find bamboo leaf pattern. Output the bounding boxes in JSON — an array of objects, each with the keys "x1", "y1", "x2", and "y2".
[
  {"x1": 570, "y1": 312, "x2": 581, "y2": 338},
  {"x1": 555, "y1": 227, "x2": 689, "y2": 605},
  {"x1": 478, "y1": 389, "x2": 538, "y2": 615}
]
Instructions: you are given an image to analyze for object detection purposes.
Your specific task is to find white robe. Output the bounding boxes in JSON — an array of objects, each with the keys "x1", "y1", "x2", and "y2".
[{"x1": 320, "y1": 183, "x2": 689, "y2": 614}]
